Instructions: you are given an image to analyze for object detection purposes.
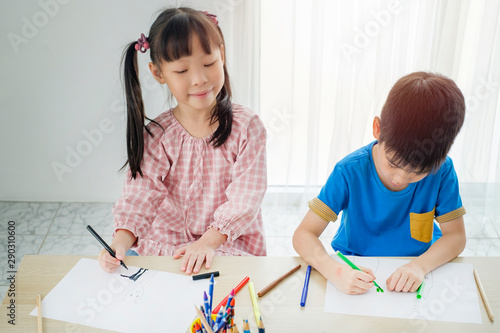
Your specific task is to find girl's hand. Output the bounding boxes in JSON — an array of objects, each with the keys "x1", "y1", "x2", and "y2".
[
  {"x1": 331, "y1": 264, "x2": 376, "y2": 295},
  {"x1": 98, "y1": 246, "x2": 127, "y2": 273},
  {"x1": 386, "y1": 262, "x2": 425, "y2": 292},
  {"x1": 173, "y1": 239, "x2": 216, "y2": 275}
]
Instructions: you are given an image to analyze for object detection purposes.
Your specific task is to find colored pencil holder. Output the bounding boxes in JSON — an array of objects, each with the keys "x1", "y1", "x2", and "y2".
[{"x1": 190, "y1": 314, "x2": 217, "y2": 333}]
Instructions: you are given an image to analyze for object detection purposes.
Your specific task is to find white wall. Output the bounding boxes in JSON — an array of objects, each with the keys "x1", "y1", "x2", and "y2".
[{"x1": 0, "y1": 0, "x2": 251, "y2": 202}]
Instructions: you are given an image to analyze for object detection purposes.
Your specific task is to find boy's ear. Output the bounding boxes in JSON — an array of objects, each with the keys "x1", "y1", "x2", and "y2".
[
  {"x1": 149, "y1": 62, "x2": 165, "y2": 84},
  {"x1": 373, "y1": 116, "x2": 381, "y2": 139}
]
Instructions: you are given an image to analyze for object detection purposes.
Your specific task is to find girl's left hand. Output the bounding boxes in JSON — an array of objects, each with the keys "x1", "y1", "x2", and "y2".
[
  {"x1": 173, "y1": 240, "x2": 215, "y2": 275},
  {"x1": 386, "y1": 262, "x2": 425, "y2": 292}
]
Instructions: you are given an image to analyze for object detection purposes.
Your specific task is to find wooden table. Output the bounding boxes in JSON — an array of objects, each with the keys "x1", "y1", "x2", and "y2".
[{"x1": 1, "y1": 255, "x2": 498, "y2": 332}]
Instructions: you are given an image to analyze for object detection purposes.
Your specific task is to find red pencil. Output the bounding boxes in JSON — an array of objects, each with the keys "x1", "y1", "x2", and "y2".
[{"x1": 212, "y1": 276, "x2": 250, "y2": 314}]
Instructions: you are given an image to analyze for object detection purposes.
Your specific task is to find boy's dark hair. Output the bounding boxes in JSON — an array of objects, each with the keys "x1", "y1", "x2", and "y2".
[
  {"x1": 122, "y1": 7, "x2": 232, "y2": 179},
  {"x1": 379, "y1": 72, "x2": 465, "y2": 174}
]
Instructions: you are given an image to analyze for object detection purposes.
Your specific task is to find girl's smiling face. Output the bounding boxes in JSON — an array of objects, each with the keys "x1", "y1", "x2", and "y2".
[{"x1": 149, "y1": 33, "x2": 225, "y2": 114}]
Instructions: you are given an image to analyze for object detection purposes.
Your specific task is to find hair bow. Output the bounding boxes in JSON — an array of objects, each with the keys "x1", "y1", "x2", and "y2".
[
  {"x1": 135, "y1": 33, "x2": 150, "y2": 53},
  {"x1": 202, "y1": 11, "x2": 218, "y2": 26}
]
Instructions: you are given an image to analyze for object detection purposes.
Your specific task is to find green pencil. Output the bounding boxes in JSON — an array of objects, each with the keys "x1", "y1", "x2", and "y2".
[
  {"x1": 336, "y1": 251, "x2": 384, "y2": 292},
  {"x1": 416, "y1": 281, "x2": 425, "y2": 299}
]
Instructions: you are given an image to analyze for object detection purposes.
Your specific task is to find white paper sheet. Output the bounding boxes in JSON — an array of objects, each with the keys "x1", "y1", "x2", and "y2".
[
  {"x1": 324, "y1": 256, "x2": 482, "y2": 324},
  {"x1": 30, "y1": 258, "x2": 211, "y2": 332}
]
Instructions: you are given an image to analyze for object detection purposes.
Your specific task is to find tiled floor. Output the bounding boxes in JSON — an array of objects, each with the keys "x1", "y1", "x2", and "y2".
[{"x1": 1, "y1": 190, "x2": 499, "y2": 303}]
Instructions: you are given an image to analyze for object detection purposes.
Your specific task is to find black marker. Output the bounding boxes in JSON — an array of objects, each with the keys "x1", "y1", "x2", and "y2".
[
  {"x1": 192, "y1": 271, "x2": 220, "y2": 280},
  {"x1": 86, "y1": 225, "x2": 128, "y2": 270}
]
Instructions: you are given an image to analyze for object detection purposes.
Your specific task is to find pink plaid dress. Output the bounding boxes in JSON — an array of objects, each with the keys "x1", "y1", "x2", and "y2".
[{"x1": 113, "y1": 104, "x2": 267, "y2": 256}]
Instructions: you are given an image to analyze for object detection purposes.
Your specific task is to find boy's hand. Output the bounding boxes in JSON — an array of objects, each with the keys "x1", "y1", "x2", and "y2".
[
  {"x1": 98, "y1": 246, "x2": 126, "y2": 273},
  {"x1": 173, "y1": 239, "x2": 215, "y2": 275},
  {"x1": 331, "y1": 264, "x2": 376, "y2": 295},
  {"x1": 386, "y1": 262, "x2": 425, "y2": 292}
]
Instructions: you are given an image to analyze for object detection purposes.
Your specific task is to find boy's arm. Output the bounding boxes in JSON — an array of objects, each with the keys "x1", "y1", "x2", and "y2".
[
  {"x1": 386, "y1": 216, "x2": 466, "y2": 292},
  {"x1": 293, "y1": 210, "x2": 376, "y2": 294}
]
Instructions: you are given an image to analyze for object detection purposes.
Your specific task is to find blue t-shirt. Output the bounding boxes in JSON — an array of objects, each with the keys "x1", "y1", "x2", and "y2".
[{"x1": 309, "y1": 141, "x2": 465, "y2": 256}]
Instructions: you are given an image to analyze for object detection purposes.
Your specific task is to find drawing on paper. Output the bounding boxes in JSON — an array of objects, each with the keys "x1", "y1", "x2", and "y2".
[{"x1": 118, "y1": 268, "x2": 157, "y2": 303}]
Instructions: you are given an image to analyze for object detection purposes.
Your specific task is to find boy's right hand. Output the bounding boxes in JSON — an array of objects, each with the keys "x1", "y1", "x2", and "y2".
[
  {"x1": 331, "y1": 264, "x2": 376, "y2": 295},
  {"x1": 98, "y1": 247, "x2": 126, "y2": 273}
]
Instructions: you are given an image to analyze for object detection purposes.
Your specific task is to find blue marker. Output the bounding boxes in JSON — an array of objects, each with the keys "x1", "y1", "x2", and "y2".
[{"x1": 300, "y1": 265, "x2": 312, "y2": 307}]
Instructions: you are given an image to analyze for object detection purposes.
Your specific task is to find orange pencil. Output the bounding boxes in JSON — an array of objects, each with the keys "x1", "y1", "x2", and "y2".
[{"x1": 212, "y1": 276, "x2": 250, "y2": 314}]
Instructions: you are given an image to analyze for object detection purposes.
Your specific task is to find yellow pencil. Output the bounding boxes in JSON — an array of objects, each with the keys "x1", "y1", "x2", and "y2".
[{"x1": 248, "y1": 281, "x2": 261, "y2": 325}]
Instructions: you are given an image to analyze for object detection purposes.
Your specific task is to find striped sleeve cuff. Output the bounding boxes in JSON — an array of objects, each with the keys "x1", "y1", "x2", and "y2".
[
  {"x1": 308, "y1": 198, "x2": 338, "y2": 222},
  {"x1": 435, "y1": 207, "x2": 466, "y2": 223}
]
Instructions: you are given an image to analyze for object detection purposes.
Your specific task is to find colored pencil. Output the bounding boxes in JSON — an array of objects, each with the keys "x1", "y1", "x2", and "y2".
[
  {"x1": 248, "y1": 281, "x2": 261, "y2": 325},
  {"x1": 194, "y1": 305, "x2": 215, "y2": 333},
  {"x1": 257, "y1": 264, "x2": 302, "y2": 297},
  {"x1": 336, "y1": 251, "x2": 384, "y2": 292},
  {"x1": 242, "y1": 319, "x2": 250, "y2": 333},
  {"x1": 86, "y1": 225, "x2": 128, "y2": 270},
  {"x1": 212, "y1": 276, "x2": 250, "y2": 314},
  {"x1": 473, "y1": 269, "x2": 494, "y2": 322},
  {"x1": 258, "y1": 315, "x2": 265, "y2": 333},
  {"x1": 37, "y1": 293, "x2": 42, "y2": 333},
  {"x1": 193, "y1": 271, "x2": 220, "y2": 280},
  {"x1": 300, "y1": 265, "x2": 312, "y2": 307}
]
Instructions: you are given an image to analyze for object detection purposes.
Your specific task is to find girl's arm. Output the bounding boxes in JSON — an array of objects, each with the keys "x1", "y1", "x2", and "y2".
[
  {"x1": 293, "y1": 210, "x2": 376, "y2": 295},
  {"x1": 211, "y1": 114, "x2": 268, "y2": 245},
  {"x1": 386, "y1": 217, "x2": 466, "y2": 292}
]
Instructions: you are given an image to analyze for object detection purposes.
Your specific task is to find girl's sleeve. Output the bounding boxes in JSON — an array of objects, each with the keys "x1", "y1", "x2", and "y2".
[
  {"x1": 112, "y1": 131, "x2": 169, "y2": 243},
  {"x1": 211, "y1": 115, "x2": 267, "y2": 244}
]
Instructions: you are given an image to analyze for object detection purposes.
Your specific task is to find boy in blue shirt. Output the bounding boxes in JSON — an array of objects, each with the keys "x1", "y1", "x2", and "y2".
[{"x1": 293, "y1": 72, "x2": 466, "y2": 295}]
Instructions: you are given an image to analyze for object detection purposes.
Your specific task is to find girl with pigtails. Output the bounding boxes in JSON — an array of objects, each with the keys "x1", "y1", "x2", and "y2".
[{"x1": 98, "y1": 7, "x2": 267, "y2": 275}]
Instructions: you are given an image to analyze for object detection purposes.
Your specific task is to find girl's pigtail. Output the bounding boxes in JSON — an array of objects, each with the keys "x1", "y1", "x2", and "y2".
[
  {"x1": 122, "y1": 42, "x2": 146, "y2": 179},
  {"x1": 209, "y1": 26, "x2": 233, "y2": 148}
]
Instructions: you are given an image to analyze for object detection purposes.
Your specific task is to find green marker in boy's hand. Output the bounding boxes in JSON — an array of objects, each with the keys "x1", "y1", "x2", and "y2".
[
  {"x1": 416, "y1": 281, "x2": 425, "y2": 299},
  {"x1": 336, "y1": 251, "x2": 385, "y2": 292}
]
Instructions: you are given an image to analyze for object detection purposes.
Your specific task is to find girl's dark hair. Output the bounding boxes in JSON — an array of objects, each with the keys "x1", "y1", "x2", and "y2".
[
  {"x1": 122, "y1": 7, "x2": 233, "y2": 179},
  {"x1": 378, "y1": 72, "x2": 465, "y2": 174}
]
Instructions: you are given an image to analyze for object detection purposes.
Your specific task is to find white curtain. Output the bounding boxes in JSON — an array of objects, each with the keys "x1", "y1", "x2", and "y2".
[
  {"x1": 260, "y1": 0, "x2": 500, "y2": 189},
  {"x1": 210, "y1": 0, "x2": 260, "y2": 111}
]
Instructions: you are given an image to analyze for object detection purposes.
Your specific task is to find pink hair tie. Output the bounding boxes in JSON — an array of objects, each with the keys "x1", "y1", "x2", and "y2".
[
  {"x1": 135, "y1": 33, "x2": 150, "y2": 53},
  {"x1": 202, "y1": 11, "x2": 218, "y2": 26}
]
